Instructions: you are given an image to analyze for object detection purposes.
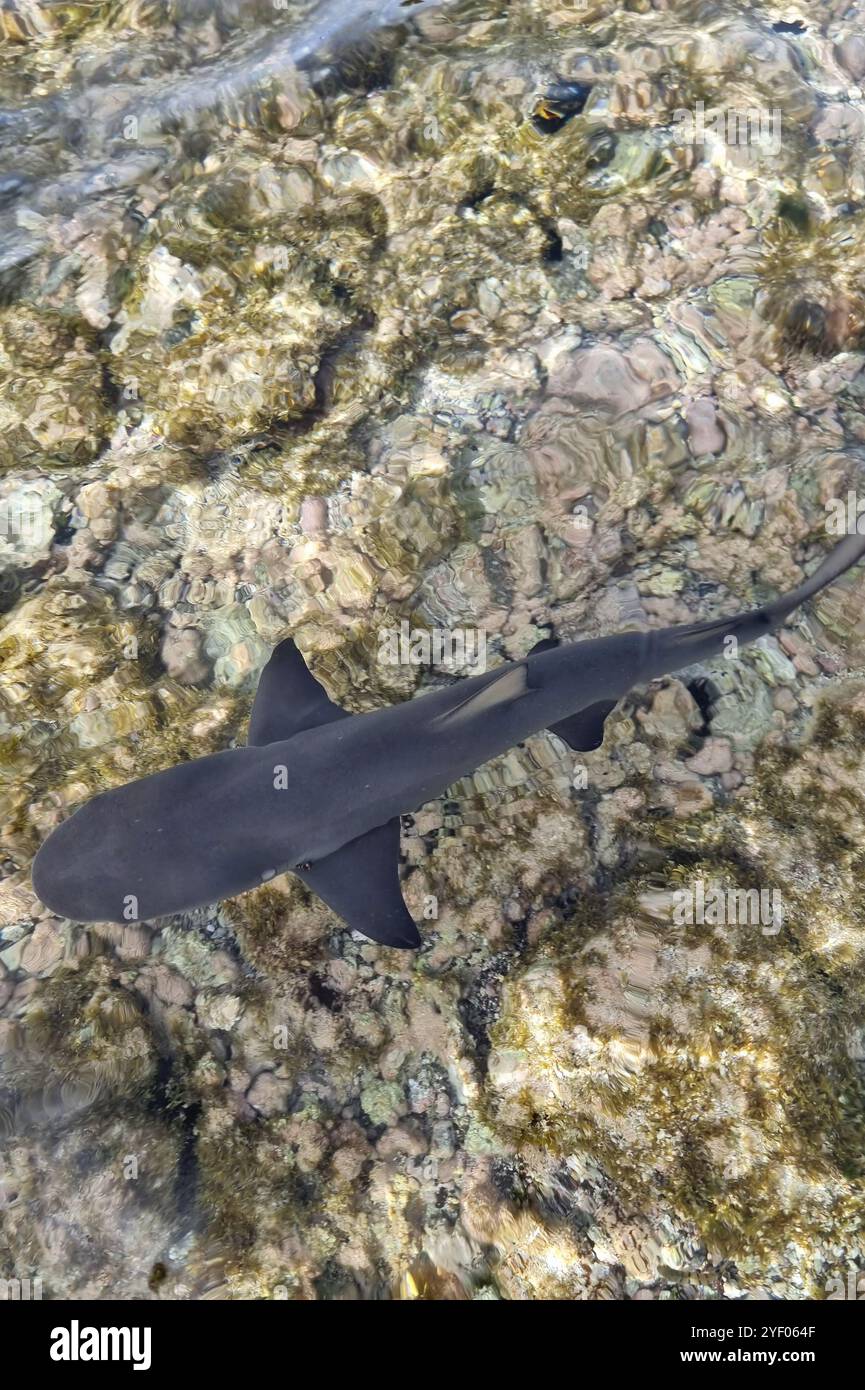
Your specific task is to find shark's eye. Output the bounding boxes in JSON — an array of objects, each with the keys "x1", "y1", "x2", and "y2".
[{"x1": 296, "y1": 861, "x2": 312, "y2": 872}]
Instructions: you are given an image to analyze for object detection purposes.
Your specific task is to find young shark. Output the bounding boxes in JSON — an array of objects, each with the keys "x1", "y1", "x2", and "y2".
[{"x1": 31, "y1": 530, "x2": 865, "y2": 948}]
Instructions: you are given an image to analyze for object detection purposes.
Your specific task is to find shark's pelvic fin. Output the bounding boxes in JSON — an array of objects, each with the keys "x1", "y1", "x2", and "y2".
[
  {"x1": 247, "y1": 637, "x2": 349, "y2": 745},
  {"x1": 528, "y1": 636, "x2": 617, "y2": 751},
  {"x1": 549, "y1": 700, "x2": 619, "y2": 752},
  {"x1": 434, "y1": 661, "x2": 533, "y2": 727},
  {"x1": 295, "y1": 818, "x2": 421, "y2": 949}
]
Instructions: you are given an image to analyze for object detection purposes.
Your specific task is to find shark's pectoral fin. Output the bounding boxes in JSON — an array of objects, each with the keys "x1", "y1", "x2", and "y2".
[
  {"x1": 434, "y1": 662, "x2": 533, "y2": 728},
  {"x1": 527, "y1": 636, "x2": 616, "y2": 750},
  {"x1": 295, "y1": 818, "x2": 421, "y2": 949},
  {"x1": 247, "y1": 638, "x2": 349, "y2": 746}
]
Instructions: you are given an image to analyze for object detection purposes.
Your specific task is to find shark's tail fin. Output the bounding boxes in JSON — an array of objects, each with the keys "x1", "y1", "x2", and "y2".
[
  {"x1": 763, "y1": 530, "x2": 865, "y2": 621},
  {"x1": 645, "y1": 530, "x2": 865, "y2": 678}
]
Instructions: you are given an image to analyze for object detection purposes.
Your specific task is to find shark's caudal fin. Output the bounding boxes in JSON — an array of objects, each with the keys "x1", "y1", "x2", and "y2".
[
  {"x1": 529, "y1": 637, "x2": 618, "y2": 750},
  {"x1": 527, "y1": 532, "x2": 865, "y2": 747},
  {"x1": 248, "y1": 639, "x2": 420, "y2": 949},
  {"x1": 644, "y1": 530, "x2": 865, "y2": 678},
  {"x1": 766, "y1": 530, "x2": 865, "y2": 618}
]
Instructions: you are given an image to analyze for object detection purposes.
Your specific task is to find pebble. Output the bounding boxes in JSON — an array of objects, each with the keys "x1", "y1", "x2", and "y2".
[
  {"x1": 637, "y1": 682, "x2": 702, "y2": 745},
  {"x1": 161, "y1": 626, "x2": 210, "y2": 684},
  {"x1": 835, "y1": 36, "x2": 865, "y2": 81},
  {"x1": 773, "y1": 687, "x2": 798, "y2": 715},
  {"x1": 685, "y1": 737, "x2": 734, "y2": 776},
  {"x1": 196, "y1": 991, "x2": 243, "y2": 1031},
  {"x1": 685, "y1": 398, "x2": 726, "y2": 455},
  {"x1": 19, "y1": 921, "x2": 63, "y2": 976},
  {"x1": 246, "y1": 1070, "x2": 291, "y2": 1118}
]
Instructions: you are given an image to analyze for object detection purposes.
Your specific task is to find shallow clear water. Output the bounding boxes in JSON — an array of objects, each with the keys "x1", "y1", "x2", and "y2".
[{"x1": 1, "y1": 0, "x2": 865, "y2": 1301}]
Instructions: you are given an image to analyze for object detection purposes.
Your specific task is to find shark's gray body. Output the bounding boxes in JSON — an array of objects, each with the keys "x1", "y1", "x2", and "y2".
[{"x1": 31, "y1": 531, "x2": 865, "y2": 947}]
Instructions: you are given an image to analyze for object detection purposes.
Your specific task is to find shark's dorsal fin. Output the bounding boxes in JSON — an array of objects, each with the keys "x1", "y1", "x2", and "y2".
[
  {"x1": 528, "y1": 636, "x2": 617, "y2": 751},
  {"x1": 248, "y1": 638, "x2": 349, "y2": 745},
  {"x1": 434, "y1": 662, "x2": 532, "y2": 728},
  {"x1": 295, "y1": 818, "x2": 421, "y2": 949}
]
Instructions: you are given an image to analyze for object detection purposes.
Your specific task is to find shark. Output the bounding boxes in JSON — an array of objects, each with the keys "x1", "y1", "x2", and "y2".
[{"x1": 31, "y1": 529, "x2": 865, "y2": 948}]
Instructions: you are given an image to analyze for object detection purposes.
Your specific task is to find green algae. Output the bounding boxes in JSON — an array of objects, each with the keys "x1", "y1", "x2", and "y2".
[
  {"x1": 18, "y1": 956, "x2": 158, "y2": 1102},
  {"x1": 196, "y1": 1116, "x2": 306, "y2": 1258}
]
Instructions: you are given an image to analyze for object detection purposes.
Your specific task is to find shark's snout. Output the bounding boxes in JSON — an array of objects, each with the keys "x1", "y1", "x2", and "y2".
[
  {"x1": 31, "y1": 817, "x2": 95, "y2": 922},
  {"x1": 31, "y1": 801, "x2": 129, "y2": 924}
]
